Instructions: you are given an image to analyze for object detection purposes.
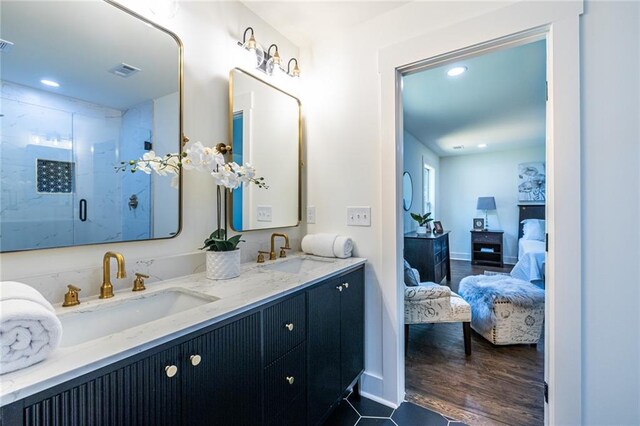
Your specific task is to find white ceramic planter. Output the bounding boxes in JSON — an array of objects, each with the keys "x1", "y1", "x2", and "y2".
[
  {"x1": 205, "y1": 249, "x2": 241, "y2": 280},
  {"x1": 416, "y1": 226, "x2": 428, "y2": 235}
]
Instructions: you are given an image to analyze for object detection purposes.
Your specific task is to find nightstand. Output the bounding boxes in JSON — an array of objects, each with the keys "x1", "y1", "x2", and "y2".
[{"x1": 470, "y1": 230, "x2": 504, "y2": 267}]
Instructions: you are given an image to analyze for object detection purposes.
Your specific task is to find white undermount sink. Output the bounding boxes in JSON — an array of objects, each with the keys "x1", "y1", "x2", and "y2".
[
  {"x1": 262, "y1": 256, "x2": 334, "y2": 274},
  {"x1": 58, "y1": 289, "x2": 218, "y2": 348}
]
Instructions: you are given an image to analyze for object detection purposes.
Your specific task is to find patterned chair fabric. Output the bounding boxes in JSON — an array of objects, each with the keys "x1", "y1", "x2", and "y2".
[
  {"x1": 404, "y1": 268, "x2": 471, "y2": 324},
  {"x1": 473, "y1": 299, "x2": 545, "y2": 345}
]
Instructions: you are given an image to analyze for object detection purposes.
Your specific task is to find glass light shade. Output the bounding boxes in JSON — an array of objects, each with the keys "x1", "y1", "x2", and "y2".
[
  {"x1": 242, "y1": 35, "x2": 265, "y2": 68},
  {"x1": 266, "y1": 51, "x2": 282, "y2": 76}
]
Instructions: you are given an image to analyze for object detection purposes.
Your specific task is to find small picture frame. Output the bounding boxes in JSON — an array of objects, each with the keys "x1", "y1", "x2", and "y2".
[
  {"x1": 473, "y1": 218, "x2": 485, "y2": 231},
  {"x1": 433, "y1": 221, "x2": 443, "y2": 234}
]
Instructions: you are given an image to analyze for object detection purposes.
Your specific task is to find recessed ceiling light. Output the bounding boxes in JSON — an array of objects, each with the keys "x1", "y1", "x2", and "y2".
[
  {"x1": 40, "y1": 79, "x2": 60, "y2": 88},
  {"x1": 478, "y1": 143, "x2": 487, "y2": 148},
  {"x1": 447, "y1": 66, "x2": 467, "y2": 77}
]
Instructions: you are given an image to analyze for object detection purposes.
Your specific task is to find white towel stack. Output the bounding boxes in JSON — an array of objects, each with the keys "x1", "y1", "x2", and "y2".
[
  {"x1": 0, "y1": 281, "x2": 62, "y2": 375},
  {"x1": 301, "y1": 233, "x2": 353, "y2": 258}
]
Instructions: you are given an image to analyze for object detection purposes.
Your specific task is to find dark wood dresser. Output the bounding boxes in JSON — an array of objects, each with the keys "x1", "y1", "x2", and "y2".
[
  {"x1": 470, "y1": 230, "x2": 504, "y2": 267},
  {"x1": 404, "y1": 231, "x2": 451, "y2": 284}
]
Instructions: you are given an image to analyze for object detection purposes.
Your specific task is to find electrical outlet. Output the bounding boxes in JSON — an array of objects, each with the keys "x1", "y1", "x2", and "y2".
[
  {"x1": 347, "y1": 206, "x2": 371, "y2": 226},
  {"x1": 307, "y1": 206, "x2": 316, "y2": 224},
  {"x1": 257, "y1": 205, "x2": 272, "y2": 222}
]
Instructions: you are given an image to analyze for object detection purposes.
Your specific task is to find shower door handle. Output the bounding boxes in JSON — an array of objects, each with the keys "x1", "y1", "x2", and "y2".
[{"x1": 79, "y1": 199, "x2": 87, "y2": 222}]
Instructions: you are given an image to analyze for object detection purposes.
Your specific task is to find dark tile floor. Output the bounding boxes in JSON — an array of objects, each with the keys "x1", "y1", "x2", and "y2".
[{"x1": 323, "y1": 391, "x2": 467, "y2": 426}]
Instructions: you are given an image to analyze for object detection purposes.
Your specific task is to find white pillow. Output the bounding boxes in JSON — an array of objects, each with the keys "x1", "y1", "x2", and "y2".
[{"x1": 522, "y1": 219, "x2": 545, "y2": 241}]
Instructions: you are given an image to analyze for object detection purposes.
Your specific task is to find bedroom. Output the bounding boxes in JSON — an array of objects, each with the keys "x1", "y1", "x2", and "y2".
[{"x1": 401, "y1": 39, "x2": 547, "y2": 424}]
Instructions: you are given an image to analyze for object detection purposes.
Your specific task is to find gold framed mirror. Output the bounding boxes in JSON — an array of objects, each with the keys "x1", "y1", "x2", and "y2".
[
  {"x1": 228, "y1": 68, "x2": 301, "y2": 231},
  {"x1": 0, "y1": 0, "x2": 184, "y2": 252}
]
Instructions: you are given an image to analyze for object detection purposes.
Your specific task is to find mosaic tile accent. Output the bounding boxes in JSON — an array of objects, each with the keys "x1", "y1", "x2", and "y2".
[{"x1": 36, "y1": 159, "x2": 74, "y2": 193}]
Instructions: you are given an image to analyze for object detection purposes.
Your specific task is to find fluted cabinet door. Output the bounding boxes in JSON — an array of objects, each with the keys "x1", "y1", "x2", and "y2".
[
  {"x1": 182, "y1": 313, "x2": 262, "y2": 426},
  {"x1": 22, "y1": 344, "x2": 182, "y2": 426},
  {"x1": 340, "y1": 268, "x2": 365, "y2": 391},
  {"x1": 307, "y1": 278, "x2": 342, "y2": 426}
]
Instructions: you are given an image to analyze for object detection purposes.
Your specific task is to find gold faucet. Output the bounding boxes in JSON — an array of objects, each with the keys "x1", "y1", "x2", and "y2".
[
  {"x1": 62, "y1": 285, "x2": 81, "y2": 307},
  {"x1": 100, "y1": 251, "x2": 126, "y2": 299},
  {"x1": 270, "y1": 233, "x2": 290, "y2": 260}
]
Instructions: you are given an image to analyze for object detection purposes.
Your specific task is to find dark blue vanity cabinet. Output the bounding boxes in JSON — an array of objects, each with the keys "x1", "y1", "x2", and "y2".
[
  {"x1": 307, "y1": 267, "x2": 365, "y2": 426},
  {"x1": 0, "y1": 265, "x2": 365, "y2": 426}
]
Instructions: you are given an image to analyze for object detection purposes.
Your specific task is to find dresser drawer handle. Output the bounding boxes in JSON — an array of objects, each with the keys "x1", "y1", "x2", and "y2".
[
  {"x1": 342, "y1": 282, "x2": 349, "y2": 289},
  {"x1": 190, "y1": 354, "x2": 202, "y2": 366},
  {"x1": 336, "y1": 285, "x2": 343, "y2": 292},
  {"x1": 286, "y1": 376, "x2": 295, "y2": 385},
  {"x1": 284, "y1": 323, "x2": 294, "y2": 331},
  {"x1": 165, "y1": 365, "x2": 178, "y2": 378}
]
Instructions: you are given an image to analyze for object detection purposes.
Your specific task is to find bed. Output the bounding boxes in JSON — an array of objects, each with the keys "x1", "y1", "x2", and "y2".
[{"x1": 510, "y1": 204, "x2": 546, "y2": 285}]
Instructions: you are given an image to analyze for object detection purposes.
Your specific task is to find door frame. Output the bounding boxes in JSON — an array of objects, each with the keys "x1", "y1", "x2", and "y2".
[{"x1": 377, "y1": 2, "x2": 583, "y2": 424}]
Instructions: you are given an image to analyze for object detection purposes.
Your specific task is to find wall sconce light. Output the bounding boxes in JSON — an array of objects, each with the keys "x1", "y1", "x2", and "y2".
[
  {"x1": 287, "y1": 58, "x2": 301, "y2": 77},
  {"x1": 240, "y1": 27, "x2": 265, "y2": 68},
  {"x1": 238, "y1": 27, "x2": 301, "y2": 78},
  {"x1": 266, "y1": 44, "x2": 284, "y2": 76}
]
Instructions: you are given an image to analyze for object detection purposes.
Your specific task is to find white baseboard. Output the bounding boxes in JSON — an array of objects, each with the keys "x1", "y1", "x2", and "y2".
[
  {"x1": 450, "y1": 252, "x2": 471, "y2": 261},
  {"x1": 450, "y1": 252, "x2": 517, "y2": 266},
  {"x1": 359, "y1": 372, "x2": 400, "y2": 409}
]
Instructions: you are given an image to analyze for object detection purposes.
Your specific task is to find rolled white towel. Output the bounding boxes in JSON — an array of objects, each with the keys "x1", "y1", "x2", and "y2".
[
  {"x1": 1, "y1": 281, "x2": 55, "y2": 312},
  {"x1": 301, "y1": 234, "x2": 315, "y2": 255},
  {"x1": 333, "y1": 236, "x2": 353, "y2": 258},
  {"x1": 0, "y1": 282, "x2": 62, "y2": 375},
  {"x1": 311, "y1": 233, "x2": 338, "y2": 258}
]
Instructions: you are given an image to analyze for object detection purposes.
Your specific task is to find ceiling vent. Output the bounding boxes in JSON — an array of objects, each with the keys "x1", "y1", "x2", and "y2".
[
  {"x1": 0, "y1": 39, "x2": 14, "y2": 53},
  {"x1": 108, "y1": 63, "x2": 141, "y2": 78},
  {"x1": 452, "y1": 145, "x2": 465, "y2": 150}
]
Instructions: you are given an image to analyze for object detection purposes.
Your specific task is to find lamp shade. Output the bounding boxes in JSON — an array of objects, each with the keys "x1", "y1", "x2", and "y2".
[{"x1": 477, "y1": 196, "x2": 496, "y2": 210}]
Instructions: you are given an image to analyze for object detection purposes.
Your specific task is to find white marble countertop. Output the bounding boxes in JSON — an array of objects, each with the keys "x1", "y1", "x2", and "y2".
[{"x1": 0, "y1": 253, "x2": 366, "y2": 407}]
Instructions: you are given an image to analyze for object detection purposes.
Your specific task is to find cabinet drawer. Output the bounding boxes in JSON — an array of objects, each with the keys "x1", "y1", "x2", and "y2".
[
  {"x1": 434, "y1": 238, "x2": 443, "y2": 253},
  {"x1": 435, "y1": 251, "x2": 443, "y2": 264},
  {"x1": 264, "y1": 294, "x2": 306, "y2": 364},
  {"x1": 473, "y1": 232, "x2": 502, "y2": 244},
  {"x1": 264, "y1": 343, "x2": 306, "y2": 421}
]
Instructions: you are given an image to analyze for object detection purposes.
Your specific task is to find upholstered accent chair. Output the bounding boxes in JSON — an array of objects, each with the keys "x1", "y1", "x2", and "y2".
[{"x1": 404, "y1": 267, "x2": 472, "y2": 356}]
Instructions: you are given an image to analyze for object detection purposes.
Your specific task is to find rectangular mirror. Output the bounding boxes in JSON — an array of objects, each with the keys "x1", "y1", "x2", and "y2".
[
  {"x1": 0, "y1": 0, "x2": 183, "y2": 252},
  {"x1": 229, "y1": 68, "x2": 300, "y2": 231}
]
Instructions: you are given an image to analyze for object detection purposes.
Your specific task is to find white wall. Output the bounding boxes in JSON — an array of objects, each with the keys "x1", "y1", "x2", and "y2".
[
  {"x1": 439, "y1": 146, "x2": 545, "y2": 264},
  {"x1": 305, "y1": 0, "x2": 639, "y2": 421},
  {"x1": 580, "y1": 1, "x2": 640, "y2": 424},
  {"x1": 402, "y1": 131, "x2": 440, "y2": 233},
  {"x1": 0, "y1": 1, "x2": 302, "y2": 294},
  {"x1": 301, "y1": 0, "x2": 517, "y2": 405}
]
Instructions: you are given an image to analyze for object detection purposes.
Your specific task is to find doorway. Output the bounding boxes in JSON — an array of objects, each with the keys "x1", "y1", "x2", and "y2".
[{"x1": 400, "y1": 37, "x2": 547, "y2": 424}]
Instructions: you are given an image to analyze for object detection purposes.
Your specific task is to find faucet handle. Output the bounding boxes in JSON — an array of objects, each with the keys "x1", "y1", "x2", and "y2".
[
  {"x1": 63, "y1": 285, "x2": 81, "y2": 307},
  {"x1": 279, "y1": 247, "x2": 291, "y2": 258},
  {"x1": 257, "y1": 251, "x2": 269, "y2": 263},
  {"x1": 133, "y1": 273, "x2": 149, "y2": 292}
]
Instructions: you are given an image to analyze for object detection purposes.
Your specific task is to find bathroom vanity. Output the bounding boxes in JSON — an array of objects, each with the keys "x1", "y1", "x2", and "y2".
[{"x1": 0, "y1": 255, "x2": 365, "y2": 426}]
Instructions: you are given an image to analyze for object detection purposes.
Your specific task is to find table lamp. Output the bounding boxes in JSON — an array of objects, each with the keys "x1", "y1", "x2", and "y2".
[{"x1": 477, "y1": 196, "x2": 496, "y2": 230}]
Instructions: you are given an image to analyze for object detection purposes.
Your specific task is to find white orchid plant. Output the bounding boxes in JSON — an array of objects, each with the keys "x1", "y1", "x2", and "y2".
[{"x1": 116, "y1": 140, "x2": 267, "y2": 252}]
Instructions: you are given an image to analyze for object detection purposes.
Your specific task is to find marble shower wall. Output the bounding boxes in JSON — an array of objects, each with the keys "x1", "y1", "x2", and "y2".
[{"x1": 0, "y1": 81, "x2": 157, "y2": 250}]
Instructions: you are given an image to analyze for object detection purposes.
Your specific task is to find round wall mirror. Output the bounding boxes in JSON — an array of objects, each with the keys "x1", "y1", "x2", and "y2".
[{"x1": 402, "y1": 172, "x2": 413, "y2": 211}]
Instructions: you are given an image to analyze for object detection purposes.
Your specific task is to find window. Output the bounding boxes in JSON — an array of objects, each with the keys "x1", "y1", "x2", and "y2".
[{"x1": 423, "y1": 163, "x2": 435, "y2": 215}]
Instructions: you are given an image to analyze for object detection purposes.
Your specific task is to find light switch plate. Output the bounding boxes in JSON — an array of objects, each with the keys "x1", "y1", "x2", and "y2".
[
  {"x1": 257, "y1": 205, "x2": 272, "y2": 222},
  {"x1": 307, "y1": 206, "x2": 316, "y2": 224},
  {"x1": 347, "y1": 206, "x2": 371, "y2": 226}
]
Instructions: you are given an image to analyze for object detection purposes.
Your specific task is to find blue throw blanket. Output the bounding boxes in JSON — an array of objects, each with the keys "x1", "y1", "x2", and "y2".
[{"x1": 459, "y1": 275, "x2": 545, "y2": 334}]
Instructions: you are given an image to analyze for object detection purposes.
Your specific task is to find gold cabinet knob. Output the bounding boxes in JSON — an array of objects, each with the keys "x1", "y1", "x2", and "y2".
[
  {"x1": 286, "y1": 376, "x2": 295, "y2": 385},
  {"x1": 343, "y1": 282, "x2": 349, "y2": 289},
  {"x1": 284, "y1": 323, "x2": 294, "y2": 332},
  {"x1": 190, "y1": 355, "x2": 202, "y2": 366},
  {"x1": 336, "y1": 285, "x2": 343, "y2": 292},
  {"x1": 165, "y1": 365, "x2": 178, "y2": 378}
]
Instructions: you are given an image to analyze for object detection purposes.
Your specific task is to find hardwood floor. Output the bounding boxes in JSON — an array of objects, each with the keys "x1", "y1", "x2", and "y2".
[{"x1": 405, "y1": 260, "x2": 544, "y2": 426}]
